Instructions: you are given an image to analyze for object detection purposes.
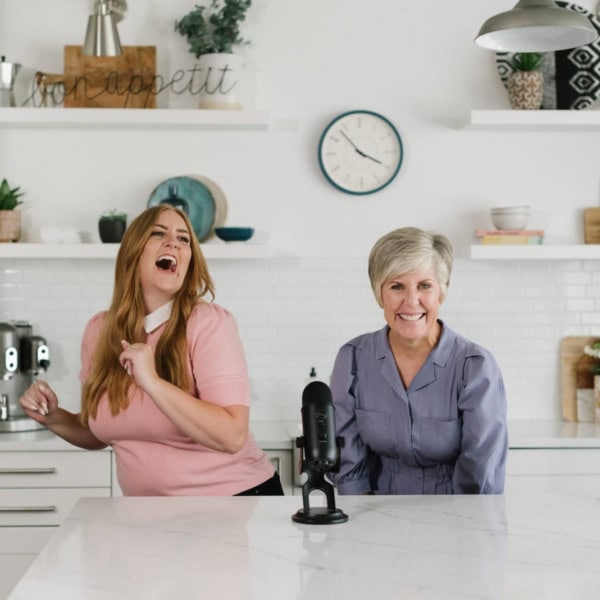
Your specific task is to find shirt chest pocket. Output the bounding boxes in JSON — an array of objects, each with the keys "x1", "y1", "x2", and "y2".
[
  {"x1": 355, "y1": 409, "x2": 397, "y2": 457},
  {"x1": 415, "y1": 417, "x2": 461, "y2": 464}
]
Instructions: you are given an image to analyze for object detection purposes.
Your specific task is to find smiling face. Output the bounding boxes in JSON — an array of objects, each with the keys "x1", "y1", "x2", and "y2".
[
  {"x1": 380, "y1": 264, "x2": 444, "y2": 349},
  {"x1": 138, "y1": 209, "x2": 192, "y2": 312}
]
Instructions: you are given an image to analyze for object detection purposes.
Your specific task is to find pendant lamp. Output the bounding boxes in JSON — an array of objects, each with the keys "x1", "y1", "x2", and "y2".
[
  {"x1": 475, "y1": 0, "x2": 599, "y2": 52},
  {"x1": 82, "y1": 0, "x2": 127, "y2": 57}
]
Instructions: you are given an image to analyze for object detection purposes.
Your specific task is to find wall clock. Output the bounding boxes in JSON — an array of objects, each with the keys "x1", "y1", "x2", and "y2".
[{"x1": 318, "y1": 110, "x2": 403, "y2": 195}]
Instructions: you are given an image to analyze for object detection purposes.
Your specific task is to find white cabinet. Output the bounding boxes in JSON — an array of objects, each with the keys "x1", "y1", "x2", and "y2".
[
  {"x1": 0, "y1": 450, "x2": 112, "y2": 600},
  {"x1": 506, "y1": 448, "x2": 600, "y2": 497},
  {"x1": 263, "y1": 449, "x2": 294, "y2": 496}
]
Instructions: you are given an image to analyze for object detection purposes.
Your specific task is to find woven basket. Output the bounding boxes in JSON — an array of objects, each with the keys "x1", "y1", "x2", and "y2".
[{"x1": 0, "y1": 210, "x2": 21, "y2": 242}]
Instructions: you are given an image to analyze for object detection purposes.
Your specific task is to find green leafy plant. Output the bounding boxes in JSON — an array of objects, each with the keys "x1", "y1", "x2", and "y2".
[
  {"x1": 175, "y1": 0, "x2": 252, "y2": 57},
  {"x1": 511, "y1": 52, "x2": 544, "y2": 72},
  {"x1": 584, "y1": 342, "x2": 600, "y2": 374},
  {"x1": 99, "y1": 209, "x2": 127, "y2": 222},
  {"x1": 0, "y1": 178, "x2": 24, "y2": 210}
]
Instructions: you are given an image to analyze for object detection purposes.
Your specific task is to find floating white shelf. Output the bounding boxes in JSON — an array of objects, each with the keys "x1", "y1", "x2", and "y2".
[
  {"x1": 0, "y1": 107, "x2": 271, "y2": 130},
  {"x1": 465, "y1": 109, "x2": 600, "y2": 130},
  {"x1": 470, "y1": 244, "x2": 600, "y2": 260},
  {"x1": 0, "y1": 243, "x2": 280, "y2": 260}
]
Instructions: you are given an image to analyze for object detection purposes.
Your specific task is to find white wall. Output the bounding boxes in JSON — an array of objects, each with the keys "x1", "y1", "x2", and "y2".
[{"x1": 1, "y1": 1, "x2": 600, "y2": 423}]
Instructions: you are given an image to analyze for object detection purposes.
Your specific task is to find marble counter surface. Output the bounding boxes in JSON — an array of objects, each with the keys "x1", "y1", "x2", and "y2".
[
  {"x1": 8, "y1": 493, "x2": 600, "y2": 600},
  {"x1": 1, "y1": 419, "x2": 599, "y2": 451}
]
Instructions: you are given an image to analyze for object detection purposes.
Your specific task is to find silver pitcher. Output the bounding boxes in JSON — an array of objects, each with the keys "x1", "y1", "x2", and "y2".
[{"x1": 0, "y1": 56, "x2": 21, "y2": 107}]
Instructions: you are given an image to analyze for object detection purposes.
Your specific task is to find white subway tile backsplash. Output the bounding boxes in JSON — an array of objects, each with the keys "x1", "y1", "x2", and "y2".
[{"x1": 1, "y1": 256, "x2": 597, "y2": 422}]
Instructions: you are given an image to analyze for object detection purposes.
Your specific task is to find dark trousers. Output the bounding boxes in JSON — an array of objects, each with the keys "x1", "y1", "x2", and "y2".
[{"x1": 235, "y1": 471, "x2": 284, "y2": 496}]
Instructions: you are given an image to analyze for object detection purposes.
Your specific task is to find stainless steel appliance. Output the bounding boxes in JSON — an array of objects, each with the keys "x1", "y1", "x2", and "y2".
[
  {"x1": 0, "y1": 321, "x2": 50, "y2": 432},
  {"x1": 0, "y1": 55, "x2": 21, "y2": 107}
]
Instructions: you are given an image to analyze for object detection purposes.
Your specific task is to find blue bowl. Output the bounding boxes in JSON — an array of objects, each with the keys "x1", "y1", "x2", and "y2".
[{"x1": 214, "y1": 227, "x2": 255, "y2": 242}]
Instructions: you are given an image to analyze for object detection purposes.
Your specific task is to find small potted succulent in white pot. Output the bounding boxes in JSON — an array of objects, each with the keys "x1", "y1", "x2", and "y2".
[
  {"x1": 175, "y1": 0, "x2": 252, "y2": 109},
  {"x1": 0, "y1": 178, "x2": 24, "y2": 242},
  {"x1": 98, "y1": 210, "x2": 127, "y2": 243},
  {"x1": 507, "y1": 52, "x2": 545, "y2": 110}
]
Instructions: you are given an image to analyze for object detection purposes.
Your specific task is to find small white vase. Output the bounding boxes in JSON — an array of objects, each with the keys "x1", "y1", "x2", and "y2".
[{"x1": 196, "y1": 53, "x2": 243, "y2": 110}]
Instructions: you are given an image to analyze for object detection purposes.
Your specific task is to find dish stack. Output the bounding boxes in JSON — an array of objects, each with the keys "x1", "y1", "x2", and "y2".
[{"x1": 476, "y1": 205, "x2": 544, "y2": 245}]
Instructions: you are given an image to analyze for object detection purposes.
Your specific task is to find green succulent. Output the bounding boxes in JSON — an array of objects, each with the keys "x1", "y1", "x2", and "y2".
[
  {"x1": 175, "y1": 0, "x2": 252, "y2": 57},
  {"x1": 0, "y1": 178, "x2": 24, "y2": 210},
  {"x1": 99, "y1": 209, "x2": 127, "y2": 222},
  {"x1": 511, "y1": 52, "x2": 544, "y2": 72}
]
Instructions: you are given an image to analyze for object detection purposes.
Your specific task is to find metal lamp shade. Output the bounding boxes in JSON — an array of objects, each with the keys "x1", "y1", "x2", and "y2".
[
  {"x1": 82, "y1": 1, "x2": 123, "y2": 57},
  {"x1": 475, "y1": 0, "x2": 599, "y2": 52}
]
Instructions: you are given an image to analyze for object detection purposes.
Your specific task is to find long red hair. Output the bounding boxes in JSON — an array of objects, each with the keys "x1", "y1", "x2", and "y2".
[{"x1": 80, "y1": 205, "x2": 214, "y2": 424}]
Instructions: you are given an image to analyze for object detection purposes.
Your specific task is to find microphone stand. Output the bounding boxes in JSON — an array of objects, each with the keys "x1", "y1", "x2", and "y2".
[{"x1": 292, "y1": 435, "x2": 348, "y2": 525}]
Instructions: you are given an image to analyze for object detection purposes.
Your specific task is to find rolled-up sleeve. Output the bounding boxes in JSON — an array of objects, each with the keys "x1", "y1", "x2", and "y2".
[
  {"x1": 329, "y1": 345, "x2": 377, "y2": 495},
  {"x1": 452, "y1": 353, "x2": 508, "y2": 494}
]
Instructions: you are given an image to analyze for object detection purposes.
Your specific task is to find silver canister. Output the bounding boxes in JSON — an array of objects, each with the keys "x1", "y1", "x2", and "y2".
[{"x1": 0, "y1": 55, "x2": 21, "y2": 107}]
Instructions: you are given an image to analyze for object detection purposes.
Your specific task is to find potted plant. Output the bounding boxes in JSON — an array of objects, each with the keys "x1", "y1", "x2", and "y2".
[
  {"x1": 0, "y1": 178, "x2": 24, "y2": 242},
  {"x1": 175, "y1": 0, "x2": 252, "y2": 109},
  {"x1": 507, "y1": 52, "x2": 545, "y2": 110},
  {"x1": 98, "y1": 210, "x2": 127, "y2": 243}
]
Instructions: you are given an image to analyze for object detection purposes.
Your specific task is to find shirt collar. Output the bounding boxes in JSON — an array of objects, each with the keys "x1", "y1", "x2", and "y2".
[{"x1": 144, "y1": 301, "x2": 173, "y2": 333}]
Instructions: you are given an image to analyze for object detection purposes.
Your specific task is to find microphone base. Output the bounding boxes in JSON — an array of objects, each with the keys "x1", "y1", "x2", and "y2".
[{"x1": 292, "y1": 507, "x2": 349, "y2": 525}]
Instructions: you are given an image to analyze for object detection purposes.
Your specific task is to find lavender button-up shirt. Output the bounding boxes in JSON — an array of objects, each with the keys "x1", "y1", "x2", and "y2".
[{"x1": 329, "y1": 322, "x2": 508, "y2": 495}]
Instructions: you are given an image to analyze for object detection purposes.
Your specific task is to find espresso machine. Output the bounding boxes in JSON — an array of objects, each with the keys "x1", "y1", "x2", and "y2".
[{"x1": 0, "y1": 321, "x2": 50, "y2": 432}]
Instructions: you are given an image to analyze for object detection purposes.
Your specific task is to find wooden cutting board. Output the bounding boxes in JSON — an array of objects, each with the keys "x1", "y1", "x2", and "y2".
[
  {"x1": 63, "y1": 45, "x2": 156, "y2": 108},
  {"x1": 560, "y1": 336, "x2": 597, "y2": 421}
]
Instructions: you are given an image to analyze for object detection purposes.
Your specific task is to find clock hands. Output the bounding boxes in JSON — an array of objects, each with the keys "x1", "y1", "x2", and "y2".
[{"x1": 339, "y1": 130, "x2": 383, "y2": 165}]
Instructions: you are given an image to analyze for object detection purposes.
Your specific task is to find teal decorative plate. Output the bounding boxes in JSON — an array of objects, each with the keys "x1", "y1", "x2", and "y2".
[{"x1": 147, "y1": 175, "x2": 226, "y2": 242}]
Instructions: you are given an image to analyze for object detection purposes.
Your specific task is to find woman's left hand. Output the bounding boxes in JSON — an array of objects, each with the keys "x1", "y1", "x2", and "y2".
[{"x1": 119, "y1": 340, "x2": 159, "y2": 392}]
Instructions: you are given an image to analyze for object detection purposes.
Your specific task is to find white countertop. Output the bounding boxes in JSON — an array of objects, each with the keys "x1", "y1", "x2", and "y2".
[
  {"x1": 1, "y1": 419, "x2": 599, "y2": 451},
  {"x1": 8, "y1": 492, "x2": 600, "y2": 600}
]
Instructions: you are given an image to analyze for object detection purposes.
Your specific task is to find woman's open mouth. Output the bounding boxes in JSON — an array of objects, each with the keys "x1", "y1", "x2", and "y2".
[{"x1": 156, "y1": 255, "x2": 177, "y2": 273}]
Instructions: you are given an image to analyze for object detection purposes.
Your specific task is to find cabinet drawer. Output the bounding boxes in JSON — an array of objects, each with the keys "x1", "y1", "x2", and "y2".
[
  {"x1": 507, "y1": 449, "x2": 600, "y2": 475},
  {"x1": 0, "y1": 526, "x2": 55, "y2": 554},
  {"x1": 0, "y1": 554, "x2": 36, "y2": 600},
  {"x1": 0, "y1": 487, "x2": 110, "y2": 526},
  {"x1": 0, "y1": 451, "x2": 111, "y2": 488}
]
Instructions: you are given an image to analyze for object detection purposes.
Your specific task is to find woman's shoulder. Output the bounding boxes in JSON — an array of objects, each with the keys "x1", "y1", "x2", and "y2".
[
  {"x1": 83, "y1": 311, "x2": 108, "y2": 338},
  {"x1": 187, "y1": 301, "x2": 239, "y2": 334}
]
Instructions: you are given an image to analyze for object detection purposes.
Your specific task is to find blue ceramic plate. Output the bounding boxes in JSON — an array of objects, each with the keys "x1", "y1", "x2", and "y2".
[{"x1": 147, "y1": 176, "x2": 216, "y2": 242}]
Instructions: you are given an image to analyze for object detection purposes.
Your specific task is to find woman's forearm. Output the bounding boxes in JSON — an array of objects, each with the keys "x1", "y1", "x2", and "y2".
[
  {"x1": 144, "y1": 378, "x2": 248, "y2": 453},
  {"x1": 45, "y1": 408, "x2": 107, "y2": 450}
]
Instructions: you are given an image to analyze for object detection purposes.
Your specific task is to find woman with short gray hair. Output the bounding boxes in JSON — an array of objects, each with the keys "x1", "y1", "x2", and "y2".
[{"x1": 330, "y1": 227, "x2": 508, "y2": 495}]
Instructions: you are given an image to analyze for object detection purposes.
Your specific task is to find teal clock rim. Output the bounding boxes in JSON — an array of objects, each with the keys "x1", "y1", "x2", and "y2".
[{"x1": 317, "y1": 109, "x2": 404, "y2": 196}]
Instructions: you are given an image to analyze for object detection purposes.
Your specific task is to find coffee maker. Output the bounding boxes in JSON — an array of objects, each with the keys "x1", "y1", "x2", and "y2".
[{"x1": 0, "y1": 321, "x2": 50, "y2": 432}]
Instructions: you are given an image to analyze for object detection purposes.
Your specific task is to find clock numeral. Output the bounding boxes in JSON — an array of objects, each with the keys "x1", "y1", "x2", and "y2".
[
  {"x1": 325, "y1": 152, "x2": 337, "y2": 157},
  {"x1": 331, "y1": 165, "x2": 341, "y2": 173},
  {"x1": 329, "y1": 135, "x2": 340, "y2": 143}
]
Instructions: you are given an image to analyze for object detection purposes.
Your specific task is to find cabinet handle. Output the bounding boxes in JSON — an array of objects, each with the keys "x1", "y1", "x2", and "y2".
[
  {"x1": 0, "y1": 467, "x2": 57, "y2": 475},
  {"x1": 0, "y1": 505, "x2": 57, "y2": 513}
]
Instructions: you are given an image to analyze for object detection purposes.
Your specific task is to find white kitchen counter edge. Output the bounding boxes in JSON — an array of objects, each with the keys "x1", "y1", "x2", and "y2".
[{"x1": 1, "y1": 419, "x2": 599, "y2": 451}]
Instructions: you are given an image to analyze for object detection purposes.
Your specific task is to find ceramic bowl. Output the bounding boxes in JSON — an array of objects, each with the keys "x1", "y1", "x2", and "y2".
[
  {"x1": 214, "y1": 227, "x2": 255, "y2": 242},
  {"x1": 490, "y1": 205, "x2": 530, "y2": 230}
]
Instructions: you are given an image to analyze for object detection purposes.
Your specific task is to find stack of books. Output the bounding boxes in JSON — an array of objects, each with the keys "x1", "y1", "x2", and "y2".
[{"x1": 475, "y1": 229, "x2": 545, "y2": 245}]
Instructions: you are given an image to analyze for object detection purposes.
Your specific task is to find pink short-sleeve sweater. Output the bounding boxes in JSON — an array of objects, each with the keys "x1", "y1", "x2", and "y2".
[{"x1": 81, "y1": 302, "x2": 274, "y2": 496}]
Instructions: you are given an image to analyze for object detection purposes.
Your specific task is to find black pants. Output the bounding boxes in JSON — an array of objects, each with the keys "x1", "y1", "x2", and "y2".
[{"x1": 235, "y1": 471, "x2": 284, "y2": 496}]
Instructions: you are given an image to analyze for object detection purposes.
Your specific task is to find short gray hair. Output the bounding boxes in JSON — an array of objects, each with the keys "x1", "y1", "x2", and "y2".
[{"x1": 368, "y1": 227, "x2": 453, "y2": 306}]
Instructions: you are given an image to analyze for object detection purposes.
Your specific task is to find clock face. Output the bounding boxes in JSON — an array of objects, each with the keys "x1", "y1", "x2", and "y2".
[{"x1": 318, "y1": 110, "x2": 403, "y2": 195}]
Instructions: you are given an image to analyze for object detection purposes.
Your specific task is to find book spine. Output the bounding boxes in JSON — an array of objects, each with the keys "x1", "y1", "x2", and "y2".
[{"x1": 479, "y1": 235, "x2": 544, "y2": 245}]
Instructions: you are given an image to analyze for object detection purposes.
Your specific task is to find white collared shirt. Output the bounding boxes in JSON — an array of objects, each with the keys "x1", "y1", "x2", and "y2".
[{"x1": 143, "y1": 301, "x2": 173, "y2": 334}]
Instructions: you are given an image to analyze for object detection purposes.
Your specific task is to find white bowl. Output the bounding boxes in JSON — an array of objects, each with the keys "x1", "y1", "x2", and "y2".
[
  {"x1": 491, "y1": 212, "x2": 529, "y2": 230},
  {"x1": 491, "y1": 205, "x2": 530, "y2": 214}
]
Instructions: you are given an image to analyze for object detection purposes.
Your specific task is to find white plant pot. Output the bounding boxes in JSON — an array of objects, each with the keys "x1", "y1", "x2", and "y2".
[{"x1": 197, "y1": 53, "x2": 243, "y2": 110}]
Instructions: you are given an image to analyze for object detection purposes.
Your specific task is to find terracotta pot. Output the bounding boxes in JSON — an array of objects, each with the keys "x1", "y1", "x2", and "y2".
[
  {"x1": 507, "y1": 71, "x2": 544, "y2": 110},
  {"x1": 0, "y1": 210, "x2": 21, "y2": 242}
]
